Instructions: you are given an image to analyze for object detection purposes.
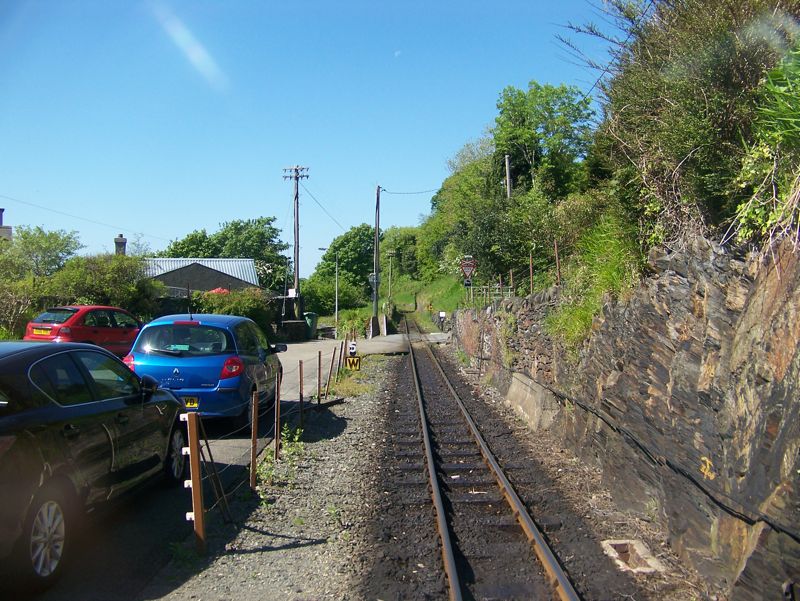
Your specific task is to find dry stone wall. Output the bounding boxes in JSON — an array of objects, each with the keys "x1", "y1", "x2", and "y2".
[{"x1": 452, "y1": 237, "x2": 800, "y2": 599}]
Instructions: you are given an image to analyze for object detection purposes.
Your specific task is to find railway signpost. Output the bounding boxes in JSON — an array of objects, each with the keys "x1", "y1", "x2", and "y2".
[{"x1": 461, "y1": 256, "x2": 477, "y2": 281}]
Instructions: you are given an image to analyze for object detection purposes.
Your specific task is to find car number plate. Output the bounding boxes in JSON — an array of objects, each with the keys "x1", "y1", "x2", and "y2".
[
  {"x1": 182, "y1": 396, "x2": 199, "y2": 409},
  {"x1": 33, "y1": 328, "x2": 50, "y2": 335}
]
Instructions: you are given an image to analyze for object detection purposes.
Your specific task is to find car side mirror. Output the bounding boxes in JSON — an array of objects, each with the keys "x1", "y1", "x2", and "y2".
[
  {"x1": 140, "y1": 374, "x2": 159, "y2": 399},
  {"x1": 271, "y1": 343, "x2": 287, "y2": 353}
]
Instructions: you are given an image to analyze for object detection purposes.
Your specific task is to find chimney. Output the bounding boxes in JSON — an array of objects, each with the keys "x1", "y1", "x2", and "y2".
[
  {"x1": 0, "y1": 209, "x2": 12, "y2": 242},
  {"x1": 114, "y1": 234, "x2": 127, "y2": 255}
]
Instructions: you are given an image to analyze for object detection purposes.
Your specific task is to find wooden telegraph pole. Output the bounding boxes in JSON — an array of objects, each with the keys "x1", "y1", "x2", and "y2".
[
  {"x1": 369, "y1": 185, "x2": 381, "y2": 337},
  {"x1": 504, "y1": 154, "x2": 512, "y2": 199},
  {"x1": 283, "y1": 166, "x2": 309, "y2": 319}
]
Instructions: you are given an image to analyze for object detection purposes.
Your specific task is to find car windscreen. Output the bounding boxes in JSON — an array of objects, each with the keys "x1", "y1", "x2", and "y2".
[
  {"x1": 134, "y1": 324, "x2": 234, "y2": 357},
  {"x1": 32, "y1": 308, "x2": 78, "y2": 324}
]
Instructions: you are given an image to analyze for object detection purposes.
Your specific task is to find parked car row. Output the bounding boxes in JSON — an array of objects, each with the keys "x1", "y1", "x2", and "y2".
[{"x1": 3, "y1": 307, "x2": 287, "y2": 591}]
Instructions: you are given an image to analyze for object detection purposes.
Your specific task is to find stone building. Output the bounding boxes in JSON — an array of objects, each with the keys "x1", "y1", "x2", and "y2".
[{"x1": 144, "y1": 258, "x2": 260, "y2": 297}]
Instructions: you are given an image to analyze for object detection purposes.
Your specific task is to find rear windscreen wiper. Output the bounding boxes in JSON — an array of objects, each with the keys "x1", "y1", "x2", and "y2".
[{"x1": 148, "y1": 348, "x2": 183, "y2": 356}]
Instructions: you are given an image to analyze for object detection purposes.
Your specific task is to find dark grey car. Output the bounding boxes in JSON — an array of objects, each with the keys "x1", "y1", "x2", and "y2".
[{"x1": 0, "y1": 342, "x2": 186, "y2": 590}]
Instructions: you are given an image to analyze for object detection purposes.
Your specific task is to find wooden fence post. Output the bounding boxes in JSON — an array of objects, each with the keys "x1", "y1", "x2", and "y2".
[
  {"x1": 336, "y1": 340, "x2": 345, "y2": 382},
  {"x1": 325, "y1": 346, "x2": 337, "y2": 400},
  {"x1": 317, "y1": 350, "x2": 322, "y2": 404},
  {"x1": 183, "y1": 412, "x2": 206, "y2": 554},
  {"x1": 249, "y1": 390, "x2": 259, "y2": 490},
  {"x1": 273, "y1": 374, "x2": 282, "y2": 461},
  {"x1": 299, "y1": 360, "x2": 304, "y2": 428}
]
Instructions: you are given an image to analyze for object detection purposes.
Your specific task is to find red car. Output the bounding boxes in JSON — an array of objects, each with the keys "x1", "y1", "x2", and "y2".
[{"x1": 23, "y1": 306, "x2": 142, "y2": 356}]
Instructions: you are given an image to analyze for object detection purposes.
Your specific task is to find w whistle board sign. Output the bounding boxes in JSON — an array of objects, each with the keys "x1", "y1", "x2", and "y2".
[
  {"x1": 460, "y1": 256, "x2": 477, "y2": 279},
  {"x1": 344, "y1": 356, "x2": 362, "y2": 371}
]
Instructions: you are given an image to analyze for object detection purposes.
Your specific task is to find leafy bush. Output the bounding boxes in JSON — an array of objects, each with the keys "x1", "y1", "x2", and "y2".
[
  {"x1": 192, "y1": 287, "x2": 277, "y2": 333},
  {"x1": 729, "y1": 41, "x2": 800, "y2": 246},
  {"x1": 0, "y1": 279, "x2": 35, "y2": 338},
  {"x1": 336, "y1": 307, "x2": 373, "y2": 339}
]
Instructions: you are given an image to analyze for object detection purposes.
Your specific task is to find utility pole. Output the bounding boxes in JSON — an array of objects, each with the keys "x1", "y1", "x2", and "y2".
[
  {"x1": 319, "y1": 247, "x2": 339, "y2": 337},
  {"x1": 387, "y1": 250, "x2": 396, "y2": 298},
  {"x1": 283, "y1": 165, "x2": 308, "y2": 319},
  {"x1": 334, "y1": 251, "x2": 338, "y2": 335},
  {"x1": 505, "y1": 154, "x2": 512, "y2": 199},
  {"x1": 369, "y1": 185, "x2": 381, "y2": 337}
]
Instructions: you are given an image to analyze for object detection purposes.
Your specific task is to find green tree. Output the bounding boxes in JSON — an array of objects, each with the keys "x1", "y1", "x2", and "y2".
[
  {"x1": 418, "y1": 151, "x2": 502, "y2": 280},
  {"x1": 0, "y1": 226, "x2": 82, "y2": 284},
  {"x1": 158, "y1": 217, "x2": 289, "y2": 290},
  {"x1": 158, "y1": 229, "x2": 217, "y2": 258},
  {"x1": 381, "y1": 226, "x2": 419, "y2": 281},
  {"x1": 47, "y1": 254, "x2": 165, "y2": 318},
  {"x1": 300, "y1": 273, "x2": 366, "y2": 315},
  {"x1": 493, "y1": 81, "x2": 594, "y2": 198},
  {"x1": 315, "y1": 224, "x2": 377, "y2": 294}
]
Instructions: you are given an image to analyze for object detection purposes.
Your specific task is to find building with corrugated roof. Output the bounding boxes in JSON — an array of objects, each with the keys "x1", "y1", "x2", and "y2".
[{"x1": 144, "y1": 258, "x2": 259, "y2": 297}]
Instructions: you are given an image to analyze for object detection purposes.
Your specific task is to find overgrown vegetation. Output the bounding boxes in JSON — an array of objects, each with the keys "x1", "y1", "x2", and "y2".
[
  {"x1": 256, "y1": 426, "x2": 305, "y2": 493},
  {"x1": 728, "y1": 40, "x2": 800, "y2": 246},
  {"x1": 328, "y1": 355, "x2": 382, "y2": 398},
  {"x1": 545, "y1": 213, "x2": 642, "y2": 345}
]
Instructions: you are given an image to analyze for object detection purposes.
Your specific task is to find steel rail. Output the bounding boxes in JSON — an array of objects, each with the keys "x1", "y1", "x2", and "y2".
[
  {"x1": 416, "y1": 321, "x2": 581, "y2": 601},
  {"x1": 405, "y1": 320, "x2": 463, "y2": 601}
]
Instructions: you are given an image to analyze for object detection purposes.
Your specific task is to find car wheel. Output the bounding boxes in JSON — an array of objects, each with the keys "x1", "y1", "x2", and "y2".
[
  {"x1": 164, "y1": 426, "x2": 187, "y2": 483},
  {"x1": 16, "y1": 483, "x2": 75, "y2": 590}
]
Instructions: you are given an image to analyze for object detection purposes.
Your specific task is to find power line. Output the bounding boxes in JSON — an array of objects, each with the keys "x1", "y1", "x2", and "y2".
[
  {"x1": 0, "y1": 192, "x2": 172, "y2": 242},
  {"x1": 299, "y1": 182, "x2": 347, "y2": 232},
  {"x1": 381, "y1": 187, "x2": 439, "y2": 195}
]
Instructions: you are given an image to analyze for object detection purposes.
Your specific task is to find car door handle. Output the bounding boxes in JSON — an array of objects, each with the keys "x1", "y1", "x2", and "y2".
[
  {"x1": 115, "y1": 413, "x2": 129, "y2": 425},
  {"x1": 62, "y1": 424, "x2": 81, "y2": 439}
]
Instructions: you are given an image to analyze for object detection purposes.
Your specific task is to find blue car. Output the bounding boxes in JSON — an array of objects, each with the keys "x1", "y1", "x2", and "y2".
[{"x1": 123, "y1": 314, "x2": 286, "y2": 427}]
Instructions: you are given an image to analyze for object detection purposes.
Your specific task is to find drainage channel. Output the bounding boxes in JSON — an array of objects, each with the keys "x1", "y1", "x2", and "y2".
[{"x1": 405, "y1": 318, "x2": 581, "y2": 601}]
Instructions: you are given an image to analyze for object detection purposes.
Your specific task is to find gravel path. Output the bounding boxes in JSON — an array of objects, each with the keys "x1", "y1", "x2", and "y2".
[{"x1": 138, "y1": 355, "x2": 397, "y2": 601}]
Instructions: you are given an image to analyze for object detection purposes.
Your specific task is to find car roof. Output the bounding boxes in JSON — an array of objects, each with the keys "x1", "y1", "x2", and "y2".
[
  {"x1": 45, "y1": 305, "x2": 128, "y2": 312},
  {"x1": 145, "y1": 314, "x2": 249, "y2": 328},
  {"x1": 0, "y1": 341, "x2": 115, "y2": 362}
]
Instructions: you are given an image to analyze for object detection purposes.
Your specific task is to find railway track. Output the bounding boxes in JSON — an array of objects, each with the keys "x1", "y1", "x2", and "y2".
[{"x1": 402, "y1": 318, "x2": 580, "y2": 601}]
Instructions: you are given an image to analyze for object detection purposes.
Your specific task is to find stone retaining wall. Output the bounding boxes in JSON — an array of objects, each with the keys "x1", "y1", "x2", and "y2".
[{"x1": 452, "y1": 237, "x2": 800, "y2": 599}]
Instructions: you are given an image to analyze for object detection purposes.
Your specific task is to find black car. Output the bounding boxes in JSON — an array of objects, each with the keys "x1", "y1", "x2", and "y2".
[{"x1": 0, "y1": 342, "x2": 187, "y2": 590}]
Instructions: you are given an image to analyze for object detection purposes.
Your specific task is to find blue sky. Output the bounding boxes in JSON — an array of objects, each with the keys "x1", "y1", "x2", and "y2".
[{"x1": 0, "y1": 1, "x2": 612, "y2": 277}]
